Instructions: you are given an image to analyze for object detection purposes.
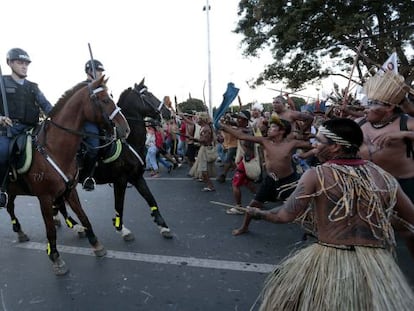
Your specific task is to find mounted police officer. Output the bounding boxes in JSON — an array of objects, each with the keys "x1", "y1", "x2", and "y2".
[
  {"x1": 80, "y1": 59, "x2": 105, "y2": 191},
  {"x1": 0, "y1": 48, "x2": 53, "y2": 208}
]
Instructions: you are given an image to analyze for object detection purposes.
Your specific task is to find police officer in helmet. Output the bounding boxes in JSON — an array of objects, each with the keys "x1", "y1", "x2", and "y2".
[
  {"x1": 0, "y1": 48, "x2": 53, "y2": 207},
  {"x1": 85, "y1": 60, "x2": 105, "y2": 79},
  {"x1": 80, "y1": 59, "x2": 105, "y2": 191}
]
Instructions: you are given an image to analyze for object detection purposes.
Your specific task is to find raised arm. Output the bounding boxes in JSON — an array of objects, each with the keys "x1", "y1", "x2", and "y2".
[
  {"x1": 220, "y1": 123, "x2": 264, "y2": 144},
  {"x1": 178, "y1": 113, "x2": 195, "y2": 125}
]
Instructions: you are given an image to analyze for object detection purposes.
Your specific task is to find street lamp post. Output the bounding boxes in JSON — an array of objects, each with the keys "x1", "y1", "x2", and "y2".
[{"x1": 203, "y1": 0, "x2": 212, "y2": 117}]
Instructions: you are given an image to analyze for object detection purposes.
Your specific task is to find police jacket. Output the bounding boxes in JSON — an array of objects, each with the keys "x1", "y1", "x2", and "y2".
[{"x1": 0, "y1": 75, "x2": 52, "y2": 126}]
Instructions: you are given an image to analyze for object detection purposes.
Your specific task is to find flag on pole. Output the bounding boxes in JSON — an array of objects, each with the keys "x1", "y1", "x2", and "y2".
[
  {"x1": 378, "y1": 52, "x2": 398, "y2": 75},
  {"x1": 213, "y1": 82, "x2": 239, "y2": 129}
]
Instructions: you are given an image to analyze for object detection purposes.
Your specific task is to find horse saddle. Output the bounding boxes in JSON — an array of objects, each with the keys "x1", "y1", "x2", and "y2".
[{"x1": 9, "y1": 130, "x2": 34, "y2": 175}]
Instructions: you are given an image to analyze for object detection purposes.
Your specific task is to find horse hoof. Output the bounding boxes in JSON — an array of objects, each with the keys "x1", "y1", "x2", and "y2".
[
  {"x1": 117, "y1": 226, "x2": 134, "y2": 241},
  {"x1": 123, "y1": 233, "x2": 135, "y2": 242},
  {"x1": 73, "y1": 224, "x2": 86, "y2": 238},
  {"x1": 52, "y1": 258, "x2": 69, "y2": 276},
  {"x1": 160, "y1": 227, "x2": 173, "y2": 239},
  {"x1": 17, "y1": 231, "x2": 30, "y2": 242},
  {"x1": 93, "y1": 242, "x2": 107, "y2": 257}
]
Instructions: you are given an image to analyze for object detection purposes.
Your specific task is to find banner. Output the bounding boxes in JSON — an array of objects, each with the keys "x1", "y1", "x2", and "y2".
[
  {"x1": 213, "y1": 82, "x2": 239, "y2": 129},
  {"x1": 378, "y1": 52, "x2": 398, "y2": 75}
]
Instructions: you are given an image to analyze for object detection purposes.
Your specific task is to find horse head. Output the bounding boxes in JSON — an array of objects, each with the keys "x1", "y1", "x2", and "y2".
[
  {"x1": 134, "y1": 78, "x2": 172, "y2": 120},
  {"x1": 86, "y1": 76, "x2": 130, "y2": 139}
]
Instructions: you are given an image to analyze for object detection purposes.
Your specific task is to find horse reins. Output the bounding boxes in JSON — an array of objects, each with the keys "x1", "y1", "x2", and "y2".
[{"x1": 34, "y1": 84, "x2": 122, "y2": 188}]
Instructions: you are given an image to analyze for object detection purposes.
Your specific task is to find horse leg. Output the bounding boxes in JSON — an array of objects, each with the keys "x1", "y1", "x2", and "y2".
[
  {"x1": 38, "y1": 196, "x2": 69, "y2": 276},
  {"x1": 6, "y1": 194, "x2": 30, "y2": 242},
  {"x1": 131, "y1": 176, "x2": 173, "y2": 239},
  {"x1": 64, "y1": 189, "x2": 106, "y2": 257},
  {"x1": 54, "y1": 197, "x2": 86, "y2": 238},
  {"x1": 113, "y1": 181, "x2": 135, "y2": 241}
]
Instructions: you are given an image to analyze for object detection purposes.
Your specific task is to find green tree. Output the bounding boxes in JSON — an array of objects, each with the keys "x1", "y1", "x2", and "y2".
[
  {"x1": 177, "y1": 98, "x2": 206, "y2": 114},
  {"x1": 235, "y1": 0, "x2": 414, "y2": 89}
]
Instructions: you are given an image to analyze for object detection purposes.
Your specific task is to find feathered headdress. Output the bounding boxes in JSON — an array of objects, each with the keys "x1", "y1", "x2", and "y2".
[
  {"x1": 363, "y1": 71, "x2": 409, "y2": 105},
  {"x1": 269, "y1": 113, "x2": 285, "y2": 128},
  {"x1": 252, "y1": 102, "x2": 264, "y2": 112}
]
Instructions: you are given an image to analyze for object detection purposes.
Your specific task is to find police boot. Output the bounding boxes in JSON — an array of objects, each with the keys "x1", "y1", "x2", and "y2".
[{"x1": 82, "y1": 157, "x2": 96, "y2": 191}]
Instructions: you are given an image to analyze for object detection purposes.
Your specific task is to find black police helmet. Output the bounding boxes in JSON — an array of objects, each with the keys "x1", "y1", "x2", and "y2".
[
  {"x1": 7, "y1": 48, "x2": 31, "y2": 63},
  {"x1": 85, "y1": 60, "x2": 105, "y2": 73}
]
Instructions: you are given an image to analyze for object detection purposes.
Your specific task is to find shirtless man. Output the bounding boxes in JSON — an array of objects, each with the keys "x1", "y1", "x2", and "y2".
[
  {"x1": 272, "y1": 95, "x2": 314, "y2": 139},
  {"x1": 357, "y1": 72, "x2": 414, "y2": 202},
  {"x1": 220, "y1": 114, "x2": 312, "y2": 235}
]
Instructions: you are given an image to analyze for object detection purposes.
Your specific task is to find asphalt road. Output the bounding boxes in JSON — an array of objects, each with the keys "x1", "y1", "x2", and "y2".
[{"x1": 0, "y1": 163, "x2": 413, "y2": 311}]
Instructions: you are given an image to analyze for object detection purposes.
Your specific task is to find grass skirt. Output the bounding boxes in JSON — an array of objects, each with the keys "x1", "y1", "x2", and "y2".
[
  {"x1": 259, "y1": 243, "x2": 414, "y2": 311},
  {"x1": 189, "y1": 146, "x2": 216, "y2": 178}
]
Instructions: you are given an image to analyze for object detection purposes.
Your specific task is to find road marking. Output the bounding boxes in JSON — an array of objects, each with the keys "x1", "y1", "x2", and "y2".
[{"x1": 15, "y1": 241, "x2": 275, "y2": 274}]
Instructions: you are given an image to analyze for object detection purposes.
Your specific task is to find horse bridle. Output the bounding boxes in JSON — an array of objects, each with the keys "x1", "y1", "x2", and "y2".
[
  {"x1": 46, "y1": 85, "x2": 121, "y2": 141},
  {"x1": 133, "y1": 85, "x2": 165, "y2": 120},
  {"x1": 89, "y1": 85, "x2": 123, "y2": 127},
  {"x1": 34, "y1": 85, "x2": 122, "y2": 185}
]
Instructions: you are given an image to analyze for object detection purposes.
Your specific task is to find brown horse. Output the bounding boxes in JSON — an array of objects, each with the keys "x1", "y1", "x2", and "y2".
[
  {"x1": 5, "y1": 75, "x2": 130, "y2": 275},
  {"x1": 54, "y1": 79, "x2": 173, "y2": 240}
]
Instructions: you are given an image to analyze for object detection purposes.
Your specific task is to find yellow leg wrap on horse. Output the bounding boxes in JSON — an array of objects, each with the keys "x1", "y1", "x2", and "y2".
[
  {"x1": 65, "y1": 218, "x2": 73, "y2": 228},
  {"x1": 151, "y1": 206, "x2": 158, "y2": 211},
  {"x1": 11, "y1": 219, "x2": 16, "y2": 225},
  {"x1": 115, "y1": 216, "x2": 121, "y2": 228},
  {"x1": 47, "y1": 243, "x2": 51, "y2": 256}
]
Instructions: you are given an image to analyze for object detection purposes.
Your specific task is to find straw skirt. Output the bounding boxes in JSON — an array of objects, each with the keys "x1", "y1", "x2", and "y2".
[{"x1": 259, "y1": 243, "x2": 414, "y2": 311}]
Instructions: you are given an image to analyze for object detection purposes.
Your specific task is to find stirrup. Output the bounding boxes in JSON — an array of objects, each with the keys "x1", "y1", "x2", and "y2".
[{"x1": 82, "y1": 177, "x2": 96, "y2": 191}]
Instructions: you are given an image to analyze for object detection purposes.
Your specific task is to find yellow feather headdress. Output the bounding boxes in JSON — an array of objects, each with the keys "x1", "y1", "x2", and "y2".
[{"x1": 363, "y1": 71, "x2": 410, "y2": 105}]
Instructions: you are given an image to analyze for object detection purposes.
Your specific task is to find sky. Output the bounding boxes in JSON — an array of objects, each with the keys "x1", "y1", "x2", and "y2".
[{"x1": 1, "y1": 0, "x2": 338, "y2": 110}]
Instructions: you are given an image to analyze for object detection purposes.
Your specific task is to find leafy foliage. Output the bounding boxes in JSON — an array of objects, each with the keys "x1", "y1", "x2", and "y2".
[
  {"x1": 177, "y1": 98, "x2": 206, "y2": 114},
  {"x1": 235, "y1": 0, "x2": 414, "y2": 88}
]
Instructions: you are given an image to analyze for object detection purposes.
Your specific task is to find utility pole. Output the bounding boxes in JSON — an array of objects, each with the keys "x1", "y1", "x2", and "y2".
[{"x1": 203, "y1": 0, "x2": 212, "y2": 117}]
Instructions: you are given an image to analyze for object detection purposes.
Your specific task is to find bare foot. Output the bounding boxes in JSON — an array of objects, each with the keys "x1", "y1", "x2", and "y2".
[{"x1": 232, "y1": 227, "x2": 248, "y2": 236}]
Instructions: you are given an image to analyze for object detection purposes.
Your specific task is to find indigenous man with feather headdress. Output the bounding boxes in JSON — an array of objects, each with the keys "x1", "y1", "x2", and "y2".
[
  {"x1": 247, "y1": 118, "x2": 414, "y2": 310},
  {"x1": 356, "y1": 71, "x2": 414, "y2": 203}
]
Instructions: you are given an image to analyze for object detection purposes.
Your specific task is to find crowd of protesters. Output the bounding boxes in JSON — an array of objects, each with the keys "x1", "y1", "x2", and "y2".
[{"x1": 144, "y1": 73, "x2": 414, "y2": 308}]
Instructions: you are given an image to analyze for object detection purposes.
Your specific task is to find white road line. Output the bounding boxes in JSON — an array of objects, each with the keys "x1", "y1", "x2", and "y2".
[{"x1": 15, "y1": 242, "x2": 275, "y2": 274}]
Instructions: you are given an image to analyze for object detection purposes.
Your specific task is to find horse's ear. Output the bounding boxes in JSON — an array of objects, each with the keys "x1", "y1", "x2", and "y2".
[
  {"x1": 97, "y1": 74, "x2": 105, "y2": 84},
  {"x1": 139, "y1": 77, "x2": 145, "y2": 86},
  {"x1": 104, "y1": 77, "x2": 110, "y2": 84}
]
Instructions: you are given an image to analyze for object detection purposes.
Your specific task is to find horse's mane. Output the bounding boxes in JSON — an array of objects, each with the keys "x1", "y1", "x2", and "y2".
[
  {"x1": 117, "y1": 87, "x2": 133, "y2": 107},
  {"x1": 48, "y1": 82, "x2": 88, "y2": 118}
]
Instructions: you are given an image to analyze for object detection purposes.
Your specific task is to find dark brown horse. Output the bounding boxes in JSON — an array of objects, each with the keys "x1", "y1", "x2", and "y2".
[
  {"x1": 5, "y1": 76, "x2": 130, "y2": 275},
  {"x1": 55, "y1": 78, "x2": 173, "y2": 240}
]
